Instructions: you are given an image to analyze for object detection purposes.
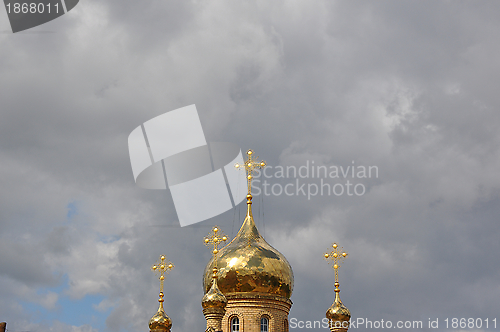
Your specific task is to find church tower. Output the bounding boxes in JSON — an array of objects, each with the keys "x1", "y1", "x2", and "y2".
[
  {"x1": 149, "y1": 255, "x2": 174, "y2": 332},
  {"x1": 202, "y1": 226, "x2": 229, "y2": 332},
  {"x1": 324, "y1": 243, "x2": 351, "y2": 332},
  {"x1": 202, "y1": 150, "x2": 294, "y2": 332}
]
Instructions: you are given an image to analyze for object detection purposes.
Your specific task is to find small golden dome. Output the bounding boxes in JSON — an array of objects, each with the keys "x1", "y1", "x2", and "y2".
[
  {"x1": 203, "y1": 198, "x2": 294, "y2": 298},
  {"x1": 202, "y1": 272, "x2": 228, "y2": 309},
  {"x1": 149, "y1": 305, "x2": 172, "y2": 332},
  {"x1": 326, "y1": 283, "x2": 351, "y2": 332},
  {"x1": 326, "y1": 294, "x2": 351, "y2": 321}
]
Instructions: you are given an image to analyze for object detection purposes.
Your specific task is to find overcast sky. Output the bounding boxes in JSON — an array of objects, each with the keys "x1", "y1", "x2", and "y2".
[{"x1": 1, "y1": 1, "x2": 500, "y2": 332}]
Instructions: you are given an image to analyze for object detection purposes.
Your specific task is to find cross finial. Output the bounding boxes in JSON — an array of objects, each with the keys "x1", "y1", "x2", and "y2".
[
  {"x1": 235, "y1": 149, "x2": 266, "y2": 200},
  {"x1": 204, "y1": 226, "x2": 228, "y2": 274},
  {"x1": 324, "y1": 243, "x2": 348, "y2": 285},
  {"x1": 151, "y1": 255, "x2": 174, "y2": 301}
]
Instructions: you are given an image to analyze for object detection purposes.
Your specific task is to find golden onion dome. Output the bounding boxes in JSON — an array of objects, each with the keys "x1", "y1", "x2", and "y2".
[
  {"x1": 202, "y1": 268, "x2": 228, "y2": 309},
  {"x1": 203, "y1": 196, "x2": 294, "y2": 298},
  {"x1": 149, "y1": 307, "x2": 172, "y2": 332},
  {"x1": 326, "y1": 283, "x2": 351, "y2": 331}
]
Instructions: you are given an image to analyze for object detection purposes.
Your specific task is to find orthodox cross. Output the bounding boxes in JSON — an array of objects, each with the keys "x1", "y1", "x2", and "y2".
[
  {"x1": 204, "y1": 226, "x2": 228, "y2": 272},
  {"x1": 235, "y1": 149, "x2": 266, "y2": 197},
  {"x1": 324, "y1": 243, "x2": 348, "y2": 284},
  {"x1": 151, "y1": 255, "x2": 174, "y2": 299}
]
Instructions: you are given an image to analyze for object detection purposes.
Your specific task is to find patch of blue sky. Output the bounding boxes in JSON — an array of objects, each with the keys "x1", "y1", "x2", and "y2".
[
  {"x1": 20, "y1": 275, "x2": 110, "y2": 331},
  {"x1": 66, "y1": 201, "x2": 79, "y2": 220}
]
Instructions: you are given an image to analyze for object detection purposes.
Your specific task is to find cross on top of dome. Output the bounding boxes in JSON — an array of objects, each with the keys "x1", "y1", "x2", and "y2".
[
  {"x1": 204, "y1": 226, "x2": 228, "y2": 271},
  {"x1": 324, "y1": 243, "x2": 348, "y2": 284},
  {"x1": 235, "y1": 149, "x2": 266, "y2": 199},
  {"x1": 151, "y1": 255, "x2": 174, "y2": 296}
]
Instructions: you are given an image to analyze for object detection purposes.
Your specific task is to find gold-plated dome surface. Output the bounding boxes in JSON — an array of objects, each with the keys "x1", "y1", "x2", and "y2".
[
  {"x1": 149, "y1": 305, "x2": 172, "y2": 332},
  {"x1": 202, "y1": 270, "x2": 228, "y2": 309},
  {"x1": 326, "y1": 285, "x2": 351, "y2": 323},
  {"x1": 203, "y1": 199, "x2": 294, "y2": 298}
]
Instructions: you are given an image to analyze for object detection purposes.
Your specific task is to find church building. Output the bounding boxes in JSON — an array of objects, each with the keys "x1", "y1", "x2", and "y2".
[{"x1": 147, "y1": 150, "x2": 351, "y2": 332}]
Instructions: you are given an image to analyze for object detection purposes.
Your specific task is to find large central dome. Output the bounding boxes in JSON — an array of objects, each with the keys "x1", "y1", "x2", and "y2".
[{"x1": 203, "y1": 196, "x2": 294, "y2": 299}]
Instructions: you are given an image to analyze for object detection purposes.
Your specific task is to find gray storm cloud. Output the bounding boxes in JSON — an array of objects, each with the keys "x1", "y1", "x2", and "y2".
[{"x1": 1, "y1": 1, "x2": 500, "y2": 331}]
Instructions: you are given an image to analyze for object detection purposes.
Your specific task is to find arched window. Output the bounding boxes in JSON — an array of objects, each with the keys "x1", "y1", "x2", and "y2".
[
  {"x1": 284, "y1": 318, "x2": 289, "y2": 332},
  {"x1": 260, "y1": 317, "x2": 269, "y2": 332},
  {"x1": 230, "y1": 316, "x2": 240, "y2": 332}
]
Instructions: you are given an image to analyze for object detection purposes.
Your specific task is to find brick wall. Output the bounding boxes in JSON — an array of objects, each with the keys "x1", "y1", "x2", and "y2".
[{"x1": 220, "y1": 293, "x2": 292, "y2": 332}]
